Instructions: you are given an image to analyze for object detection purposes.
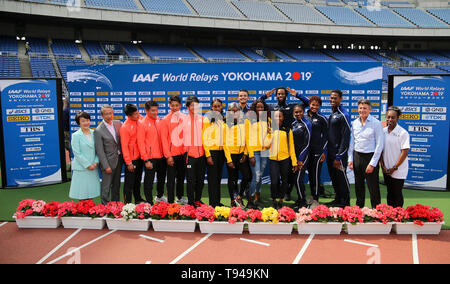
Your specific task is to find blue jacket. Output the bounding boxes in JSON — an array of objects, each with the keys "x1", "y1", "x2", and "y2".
[
  {"x1": 327, "y1": 105, "x2": 351, "y2": 161},
  {"x1": 292, "y1": 117, "x2": 312, "y2": 164},
  {"x1": 71, "y1": 129, "x2": 99, "y2": 171}
]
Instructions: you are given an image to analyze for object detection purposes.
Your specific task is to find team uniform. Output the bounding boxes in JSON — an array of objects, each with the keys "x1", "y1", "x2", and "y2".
[
  {"x1": 203, "y1": 114, "x2": 226, "y2": 207},
  {"x1": 223, "y1": 117, "x2": 251, "y2": 205},
  {"x1": 137, "y1": 114, "x2": 166, "y2": 204},
  {"x1": 327, "y1": 105, "x2": 351, "y2": 207},
  {"x1": 160, "y1": 110, "x2": 186, "y2": 204},
  {"x1": 183, "y1": 112, "x2": 206, "y2": 205},
  {"x1": 120, "y1": 116, "x2": 145, "y2": 204},
  {"x1": 265, "y1": 126, "x2": 297, "y2": 205},
  {"x1": 292, "y1": 117, "x2": 312, "y2": 207},
  {"x1": 304, "y1": 109, "x2": 328, "y2": 201}
]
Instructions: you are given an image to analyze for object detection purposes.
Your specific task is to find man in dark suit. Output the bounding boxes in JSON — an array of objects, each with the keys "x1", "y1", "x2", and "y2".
[{"x1": 94, "y1": 105, "x2": 123, "y2": 205}]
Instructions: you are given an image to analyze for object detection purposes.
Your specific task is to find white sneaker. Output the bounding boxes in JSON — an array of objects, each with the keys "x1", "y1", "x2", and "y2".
[
  {"x1": 309, "y1": 200, "x2": 320, "y2": 210},
  {"x1": 176, "y1": 197, "x2": 188, "y2": 205},
  {"x1": 154, "y1": 196, "x2": 168, "y2": 203}
]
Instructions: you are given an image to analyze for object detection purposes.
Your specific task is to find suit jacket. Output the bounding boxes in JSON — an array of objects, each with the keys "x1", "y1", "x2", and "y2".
[
  {"x1": 72, "y1": 129, "x2": 99, "y2": 171},
  {"x1": 94, "y1": 120, "x2": 122, "y2": 171}
]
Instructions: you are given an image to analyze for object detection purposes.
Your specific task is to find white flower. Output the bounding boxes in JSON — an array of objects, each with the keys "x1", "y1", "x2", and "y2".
[{"x1": 121, "y1": 203, "x2": 136, "y2": 221}]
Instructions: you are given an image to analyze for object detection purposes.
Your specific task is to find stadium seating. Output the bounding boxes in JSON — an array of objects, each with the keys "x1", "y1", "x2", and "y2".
[
  {"x1": 394, "y1": 8, "x2": 448, "y2": 28},
  {"x1": 29, "y1": 57, "x2": 56, "y2": 78},
  {"x1": 382, "y1": 65, "x2": 406, "y2": 81},
  {"x1": 84, "y1": 0, "x2": 139, "y2": 11},
  {"x1": 236, "y1": 47, "x2": 268, "y2": 61},
  {"x1": 83, "y1": 41, "x2": 106, "y2": 58},
  {"x1": 121, "y1": 43, "x2": 145, "y2": 59},
  {"x1": 51, "y1": 39, "x2": 82, "y2": 57},
  {"x1": 282, "y1": 48, "x2": 336, "y2": 61},
  {"x1": 140, "y1": 43, "x2": 199, "y2": 61},
  {"x1": 0, "y1": 36, "x2": 18, "y2": 55},
  {"x1": 139, "y1": 0, "x2": 193, "y2": 16},
  {"x1": 427, "y1": 8, "x2": 450, "y2": 25},
  {"x1": 355, "y1": 7, "x2": 415, "y2": 27},
  {"x1": 400, "y1": 51, "x2": 450, "y2": 63},
  {"x1": 190, "y1": 46, "x2": 247, "y2": 62},
  {"x1": 187, "y1": 0, "x2": 244, "y2": 19},
  {"x1": 56, "y1": 58, "x2": 86, "y2": 81},
  {"x1": 0, "y1": 56, "x2": 21, "y2": 78},
  {"x1": 231, "y1": 0, "x2": 289, "y2": 22},
  {"x1": 273, "y1": 3, "x2": 333, "y2": 24},
  {"x1": 399, "y1": 67, "x2": 448, "y2": 74},
  {"x1": 315, "y1": 5, "x2": 374, "y2": 26},
  {"x1": 322, "y1": 50, "x2": 377, "y2": 61},
  {"x1": 27, "y1": 38, "x2": 49, "y2": 56}
]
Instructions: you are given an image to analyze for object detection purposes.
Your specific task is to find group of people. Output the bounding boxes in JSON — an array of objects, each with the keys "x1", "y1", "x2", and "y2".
[{"x1": 69, "y1": 87, "x2": 410, "y2": 210}]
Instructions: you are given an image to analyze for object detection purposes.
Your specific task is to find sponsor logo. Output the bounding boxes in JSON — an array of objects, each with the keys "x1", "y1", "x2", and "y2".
[{"x1": 7, "y1": 115, "x2": 30, "y2": 122}]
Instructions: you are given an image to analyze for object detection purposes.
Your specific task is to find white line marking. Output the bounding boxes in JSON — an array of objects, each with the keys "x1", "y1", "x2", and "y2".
[
  {"x1": 169, "y1": 233, "x2": 213, "y2": 264},
  {"x1": 0, "y1": 222, "x2": 8, "y2": 228},
  {"x1": 46, "y1": 229, "x2": 117, "y2": 264},
  {"x1": 344, "y1": 239, "x2": 379, "y2": 248},
  {"x1": 412, "y1": 234, "x2": 419, "y2": 264},
  {"x1": 240, "y1": 238, "x2": 270, "y2": 247},
  {"x1": 36, "y1": 228, "x2": 82, "y2": 264},
  {"x1": 292, "y1": 233, "x2": 314, "y2": 264},
  {"x1": 145, "y1": 260, "x2": 152, "y2": 264},
  {"x1": 139, "y1": 234, "x2": 164, "y2": 243}
]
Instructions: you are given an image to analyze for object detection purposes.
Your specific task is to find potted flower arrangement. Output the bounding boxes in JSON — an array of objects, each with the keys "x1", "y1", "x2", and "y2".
[
  {"x1": 59, "y1": 200, "x2": 107, "y2": 230},
  {"x1": 247, "y1": 207, "x2": 296, "y2": 234},
  {"x1": 343, "y1": 204, "x2": 395, "y2": 235},
  {"x1": 105, "y1": 202, "x2": 152, "y2": 231},
  {"x1": 393, "y1": 204, "x2": 444, "y2": 235},
  {"x1": 296, "y1": 205, "x2": 344, "y2": 235},
  {"x1": 197, "y1": 206, "x2": 246, "y2": 234},
  {"x1": 14, "y1": 199, "x2": 61, "y2": 229},
  {"x1": 150, "y1": 202, "x2": 197, "y2": 232}
]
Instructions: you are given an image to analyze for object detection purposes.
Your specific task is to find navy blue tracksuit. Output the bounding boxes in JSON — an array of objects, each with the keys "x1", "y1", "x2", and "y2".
[
  {"x1": 327, "y1": 105, "x2": 351, "y2": 206},
  {"x1": 292, "y1": 117, "x2": 312, "y2": 204}
]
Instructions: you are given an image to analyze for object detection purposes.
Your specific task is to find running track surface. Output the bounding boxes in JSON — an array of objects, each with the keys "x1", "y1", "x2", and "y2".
[{"x1": 0, "y1": 222, "x2": 448, "y2": 264}]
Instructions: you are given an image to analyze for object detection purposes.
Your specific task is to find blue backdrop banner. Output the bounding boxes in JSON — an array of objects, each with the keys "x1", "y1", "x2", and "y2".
[
  {"x1": 67, "y1": 62, "x2": 383, "y2": 184},
  {"x1": 0, "y1": 79, "x2": 64, "y2": 188},
  {"x1": 391, "y1": 74, "x2": 449, "y2": 191}
]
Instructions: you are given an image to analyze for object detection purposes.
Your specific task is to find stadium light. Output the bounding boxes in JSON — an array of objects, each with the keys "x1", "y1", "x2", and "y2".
[{"x1": 75, "y1": 39, "x2": 82, "y2": 44}]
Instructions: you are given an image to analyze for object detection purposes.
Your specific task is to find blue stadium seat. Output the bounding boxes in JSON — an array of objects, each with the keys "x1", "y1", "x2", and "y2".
[
  {"x1": 84, "y1": 41, "x2": 106, "y2": 58},
  {"x1": 394, "y1": 8, "x2": 448, "y2": 28},
  {"x1": 273, "y1": 3, "x2": 333, "y2": 25},
  {"x1": 121, "y1": 43, "x2": 145, "y2": 59},
  {"x1": 85, "y1": 0, "x2": 139, "y2": 11},
  {"x1": 399, "y1": 67, "x2": 448, "y2": 74},
  {"x1": 29, "y1": 57, "x2": 56, "y2": 78},
  {"x1": 141, "y1": 43, "x2": 199, "y2": 61},
  {"x1": 282, "y1": 48, "x2": 336, "y2": 61},
  {"x1": 0, "y1": 56, "x2": 21, "y2": 78},
  {"x1": 231, "y1": 0, "x2": 289, "y2": 22},
  {"x1": 427, "y1": 9, "x2": 450, "y2": 25},
  {"x1": 316, "y1": 6, "x2": 374, "y2": 26},
  {"x1": 322, "y1": 50, "x2": 376, "y2": 61},
  {"x1": 187, "y1": 0, "x2": 244, "y2": 19},
  {"x1": 139, "y1": 0, "x2": 193, "y2": 16},
  {"x1": 27, "y1": 38, "x2": 49, "y2": 56},
  {"x1": 52, "y1": 39, "x2": 82, "y2": 57},
  {"x1": 190, "y1": 45, "x2": 247, "y2": 62},
  {"x1": 0, "y1": 36, "x2": 18, "y2": 55},
  {"x1": 355, "y1": 7, "x2": 415, "y2": 27}
]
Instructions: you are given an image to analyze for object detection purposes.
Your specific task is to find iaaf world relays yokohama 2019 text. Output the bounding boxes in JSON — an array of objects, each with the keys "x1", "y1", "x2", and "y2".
[{"x1": 132, "y1": 71, "x2": 312, "y2": 83}]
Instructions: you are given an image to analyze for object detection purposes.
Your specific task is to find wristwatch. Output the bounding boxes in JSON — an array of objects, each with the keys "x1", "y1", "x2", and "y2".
[{"x1": 392, "y1": 166, "x2": 398, "y2": 170}]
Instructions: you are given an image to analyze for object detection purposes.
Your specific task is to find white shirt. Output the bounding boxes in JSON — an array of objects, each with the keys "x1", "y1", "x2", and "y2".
[
  {"x1": 382, "y1": 124, "x2": 410, "y2": 180},
  {"x1": 349, "y1": 115, "x2": 384, "y2": 167},
  {"x1": 104, "y1": 120, "x2": 117, "y2": 143}
]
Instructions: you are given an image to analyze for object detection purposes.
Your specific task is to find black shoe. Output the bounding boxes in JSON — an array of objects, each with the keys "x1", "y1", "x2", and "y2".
[
  {"x1": 284, "y1": 193, "x2": 291, "y2": 202},
  {"x1": 254, "y1": 199, "x2": 265, "y2": 209}
]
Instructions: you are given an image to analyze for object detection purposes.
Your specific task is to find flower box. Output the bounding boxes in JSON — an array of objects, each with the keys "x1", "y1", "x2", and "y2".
[
  {"x1": 247, "y1": 222, "x2": 294, "y2": 235},
  {"x1": 61, "y1": 216, "x2": 106, "y2": 230},
  {"x1": 197, "y1": 221, "x2": 244, "y2": 234},
  {"x1": 344, "y1": 222, "x2": 394, "y2": 235},
  {"x1": 297, "y1": 222, "x2": 343, "y2": 235},
  {"x1": 14, "y1": 216, "x2": 61, "y2": 229},
  {"x1": 393, "y1": 222, "x2": 444, "y2": 235},
  {"x1": 105, "y1": 218, "x2": 151, "y2": 231},
  {"x1": 151, "y1": 219, "x2": 197, "y2": 233}
]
